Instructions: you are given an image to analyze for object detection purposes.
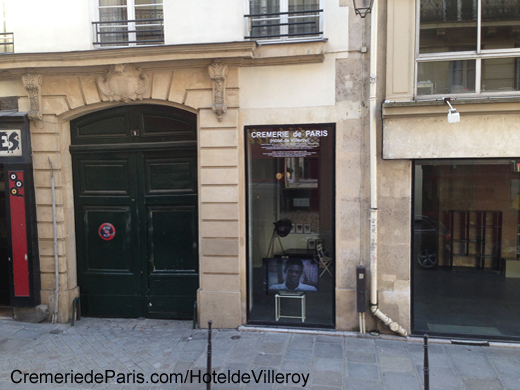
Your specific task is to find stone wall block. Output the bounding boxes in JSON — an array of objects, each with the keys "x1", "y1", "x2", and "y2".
[
  {"x1": 39, "y1": 255, "x2": 68, "y2": 274},
  {"x1": 201, "y1": 221, "x2": 239, "y2": 238},
  {"x1": 42, "y1": 97, "x2": 70, "y2": 116},
  {"x1": 200, "y1": 186, "x2": 238, "y2": 203},
  {"x1": 38, "y1": 239, "x2": 66, "y2": 257},
  {"x1": 201, "y1": 238, "x2": 239, "y2": 256},
  {"x1": 226, "y1": 67, "x2": 239, "y2": 89},
  {"x1": 200, "y1": 108, "x2": 238, "y2": 128},
  {"x1": 40, "y1": 272, "x2": 69, "y2": 291},
  {"x1": 378, "y1": 290, "x2": 411, "y2": 333},
  {"x1": 37, "y1": 222, "x2": 65, "y2": 240},
  {"x1": 198, "y1": 290, "x2": 241, "y2": 328},
  {"x1": 42, "y1": 77, "x2": 84, "y2": 109},
  {"x1": 189, "y1": 69, "x2": 212, "y2": 89},
  {"x1": 31, "y1": 134, "x2": 59, "y2": 152},
  {"x1": 37, "y1": 205, "x2": 64, "y2": 223},
  {"x1": 32, "y1": 153, "x2": 61, "y2": 170},
  {"x1": 201, "y1": 274, "x2": 240, "y2": 292},
  {"x1": 151, "y1": 71, "x2": 173, "y2": 100},
  {"x1": 335, "y1": 288, "x2": 358, "y2": 331},
  {"x1": 336, "y1": 58, "x2": 363, "y2": 102},
  {"x1": 79, "y1": 75, "x2": 102, "y2": 105},
  {"x1": 200, "y1": 148, "x2": 238, "y2": 167},
  {"x1": 199, "y1": 129, "x2": 238, "y2": 148},
  {"x1": 34, "y1": 171, "x2": 62, "y2": 188},
  {"x1": 168, "y1": 69, "x2": 195, "y2": 104},
  {"x1": 226, "y1": 89, "x2": 239, "y2": 108},
  {"x1": 35, "y1": 188, "x2": 63, "y2": 205},
  {"x1": 201, "y1": 167, "x2": 239, "y2": 185},
  {"x1": 184, "y1": 90, "x2": 212, "y2": 109},
  {"x1": 200, "y1": 256, "x2": 239, "y2": 274},
  {"x1": 201, "y1": 203, "x2": 239, "y2": 220}
]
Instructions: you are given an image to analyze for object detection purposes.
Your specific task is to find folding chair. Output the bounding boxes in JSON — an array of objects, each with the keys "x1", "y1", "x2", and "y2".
[{"x1": 316, "y1": 243, "x2": 332, "y2": 277}]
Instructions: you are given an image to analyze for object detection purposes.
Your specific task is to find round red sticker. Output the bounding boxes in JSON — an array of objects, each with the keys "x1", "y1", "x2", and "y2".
[{"x1": 99, "y1": 223, "x2": 116, "y2": 241}]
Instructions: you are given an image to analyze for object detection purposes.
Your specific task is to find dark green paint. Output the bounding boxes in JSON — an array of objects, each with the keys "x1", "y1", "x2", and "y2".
[{"x1": 71, "y1": 106, "x2": 198, "y2": 319}]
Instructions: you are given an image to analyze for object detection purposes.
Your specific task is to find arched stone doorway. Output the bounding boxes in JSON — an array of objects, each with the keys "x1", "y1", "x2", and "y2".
[{"x1": 70, "y1": 104, "x2": 198, "y2": 319}]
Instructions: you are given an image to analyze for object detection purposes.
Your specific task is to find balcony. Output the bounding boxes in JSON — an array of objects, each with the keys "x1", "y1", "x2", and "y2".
[
  {"x1": 244, "y1": 9, "x2": 323, "y2": 41},
  {"x1": 0, "y1": 32, "x2": 13, "y2": 53},
  {"x1": 93, "y1": 18, "x2": 164, "y2": 48}
]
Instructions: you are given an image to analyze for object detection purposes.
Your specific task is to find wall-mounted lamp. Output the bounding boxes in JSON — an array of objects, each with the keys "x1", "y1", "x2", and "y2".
[
  {"x1": 443, "y1": 97, "x2": 460, "y2": 124},
  {"x1": 353, "y1": 0, "x2": 374, "y2": 18}
]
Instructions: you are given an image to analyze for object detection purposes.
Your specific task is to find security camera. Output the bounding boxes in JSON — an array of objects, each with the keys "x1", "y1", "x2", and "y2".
[{"x1": 447, "y1": 109, "x2": 460, "y2": 123}]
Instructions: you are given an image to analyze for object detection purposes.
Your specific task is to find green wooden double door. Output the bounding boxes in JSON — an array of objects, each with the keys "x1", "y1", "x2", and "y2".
[{"x1": 71, "y1": 106, "x2": 198, "y2": 319}]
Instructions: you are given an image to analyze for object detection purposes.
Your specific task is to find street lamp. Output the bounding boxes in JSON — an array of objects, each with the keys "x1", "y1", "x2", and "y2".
[{"x1": 353, "y1": 0, "x2": 374, "y2": 18}]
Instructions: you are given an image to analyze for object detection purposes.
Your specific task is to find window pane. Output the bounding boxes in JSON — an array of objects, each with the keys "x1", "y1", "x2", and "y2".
[
  {"x1": 135, "y1": 0, "x2": 162, "y2": 4},
  {"x1": 481, "y1": 0, "x2": 520, "y2": 50},
  {"x1": 288, "y1": 0, "x2": 320, "y2": 36},
  {"x1": 413, "y1": 160, "x2": 520, "y2": 338},
  {"x1": 135, "y1": 5, "x2": 163, "y2": 20},
  {"x1": 482, "y1": 57, "x2": 520, "y2": 91},
  {"x1": 246, "y1": 125, "x2": 335, "y2": 327},
  {"x1": 99, "y1": 0, "x2": 127, "y2": 6},
  {"x1": 419, "y1": 0, "x2": 477, "y2": 54},
  {"x1": 249, "y1": 0, "x2": 281, "y2": 38},
  {"x1": 99, "y1": 7, "x2": 127, "y2": 22},
  {"x1": 418, "y1": 60, "x2": 476, "y2": 95}
]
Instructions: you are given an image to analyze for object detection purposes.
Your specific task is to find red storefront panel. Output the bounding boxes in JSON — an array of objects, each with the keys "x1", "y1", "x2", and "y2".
[{"x1": 9, "y1": 171, "x2": 29, "y2": 297}]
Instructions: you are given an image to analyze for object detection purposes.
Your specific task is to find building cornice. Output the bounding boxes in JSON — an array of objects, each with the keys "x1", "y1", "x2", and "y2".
[{"x1": 0, "y1": 40, "x2": 326, "y2": 77}]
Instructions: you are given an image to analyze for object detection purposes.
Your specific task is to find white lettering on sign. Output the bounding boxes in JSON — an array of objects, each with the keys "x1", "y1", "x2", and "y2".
[
  {"x1": 0, "y1": 130, "x2": 21, "y2": 157},
  {"x1": 250, "y1": 130, "x2": 328, "y2": 139}
]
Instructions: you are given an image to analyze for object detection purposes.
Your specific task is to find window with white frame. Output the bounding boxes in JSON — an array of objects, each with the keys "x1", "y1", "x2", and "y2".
[
  {"x1": 0, "y1": 1, "x2": 13, "y2": 53},
  {"x1": 94, "y1": 0, "x2": 163, "y2": 47},
  {"x1": 417, "y1": 0, "x2": 520, "y2": 96},
  {"x1": 245, "y1": 0, "x2": 322, "y2": 41}
]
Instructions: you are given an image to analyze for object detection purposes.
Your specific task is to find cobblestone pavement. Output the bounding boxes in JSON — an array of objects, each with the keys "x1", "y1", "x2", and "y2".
[{"x1": 0, "y1": 317, "x2": 519, "y2": 389}]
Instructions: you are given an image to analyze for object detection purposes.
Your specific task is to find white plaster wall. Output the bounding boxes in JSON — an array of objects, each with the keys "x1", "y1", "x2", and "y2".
[
  {"x1": 7, "y1": 0, "x2": 92, "y2": 53},
  {"x1": 322, "y1": 0, "x2": 349, "y2": 53},
  {"x1": 6, "y1": 0, "x2": 350, "y2": 54},
  {"x1": 164, "y1": 0, "x2": 244, "y2": 45},
  {"x1": 240, "y1": 55, "x2": 337, "y2": 109}
]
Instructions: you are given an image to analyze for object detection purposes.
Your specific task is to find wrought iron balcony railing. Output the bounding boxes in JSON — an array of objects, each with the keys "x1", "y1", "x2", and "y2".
[
  {"x1": 93, "y1": 18, "x2": 164, "y2": 47},
  {"x1": 0, "y1": 32, "x2": 14, "y2": 53},
  {"x1": 244, "y1": 9, "x2": 323, "y2": 40}
]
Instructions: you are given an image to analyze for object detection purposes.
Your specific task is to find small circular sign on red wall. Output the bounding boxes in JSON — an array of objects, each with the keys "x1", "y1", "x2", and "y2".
[{"x1": 98, "y1": 223, "x2": 116, "y2": 241}]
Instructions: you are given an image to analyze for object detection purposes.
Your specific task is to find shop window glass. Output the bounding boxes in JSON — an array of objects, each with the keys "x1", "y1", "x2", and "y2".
[
  {"x1": 413, "y1": 160, "x2": 520, "y2": 339},
  {"x1": 246, "y1": 124, "x2": 335, "y2": 327},
  {"x1": 418, "y1": 60, "x2": 476, "y2": 95}
]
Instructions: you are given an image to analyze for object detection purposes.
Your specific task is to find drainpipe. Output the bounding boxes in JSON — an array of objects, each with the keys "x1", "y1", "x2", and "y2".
[
  {"x1": 49, "y1": 158, "x2": 59, "y2": 324},
  {"x1": 368, "y1": 0, "x2": 407, "y2": 337}
]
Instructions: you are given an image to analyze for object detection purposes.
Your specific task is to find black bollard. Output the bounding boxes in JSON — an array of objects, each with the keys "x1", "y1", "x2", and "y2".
[
  {"x1": 207, "y1": 320, "x2": 213, "y2": 390},
  {"x1": 423, "y1": 334, "x2": 429, "y2": 390}
]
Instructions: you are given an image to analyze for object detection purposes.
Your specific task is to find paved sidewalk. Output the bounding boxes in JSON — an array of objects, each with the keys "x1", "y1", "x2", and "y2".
[{"x1": 0, "y1": 318, "x2": 519, "y2": 389}]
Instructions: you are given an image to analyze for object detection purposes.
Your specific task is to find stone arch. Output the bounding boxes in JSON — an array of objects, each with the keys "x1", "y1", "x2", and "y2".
[{"x1": 28, "y1": 64, "x2": 243, "y2": 326}]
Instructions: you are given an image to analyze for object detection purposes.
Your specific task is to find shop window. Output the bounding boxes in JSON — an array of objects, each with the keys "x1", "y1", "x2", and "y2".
[
  {"x1": 93, "y1": 0, "x2": 164, "y2": 47},
  {"x1": 413, "y1": 159, "x2": 520, "y2": 339},
  {"x1": 417, "y1": 0, "x2": 520, "y2": 96},
  {"x1": 246, "y1": 124, "x2": 334, "y2": 327}
]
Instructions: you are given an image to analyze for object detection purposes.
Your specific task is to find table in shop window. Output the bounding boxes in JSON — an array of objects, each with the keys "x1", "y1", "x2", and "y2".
[{"x1": 275, "y1": 292, "x2": 306, "y2": 322}]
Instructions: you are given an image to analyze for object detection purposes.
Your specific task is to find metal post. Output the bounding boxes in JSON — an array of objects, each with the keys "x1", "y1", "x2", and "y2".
[
  {"x1": 206, "y1": 320, "x2": 212, "y2": 390},
  {"x1": 424, "y1": 334, "x2": 429, "y2": 390}
]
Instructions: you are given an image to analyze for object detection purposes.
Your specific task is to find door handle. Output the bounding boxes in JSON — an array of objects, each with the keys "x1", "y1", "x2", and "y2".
[{"x1": 25, "y1": 254, "x2": 28, "y2": 261}]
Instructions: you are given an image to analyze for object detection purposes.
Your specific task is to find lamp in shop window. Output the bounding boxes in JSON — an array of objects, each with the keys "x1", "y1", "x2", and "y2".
[
  {"x1": 444, "y1": 97, "x2": 460, "y2": 124},
  {"x1": 353, "y1": 0, "x2": 374, "y2": 18}
]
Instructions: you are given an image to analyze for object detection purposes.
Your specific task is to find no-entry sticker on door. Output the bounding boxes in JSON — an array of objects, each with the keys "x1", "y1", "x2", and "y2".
[{"x1": 98, "y1": 223, "x2": 116, "y2": 241}]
